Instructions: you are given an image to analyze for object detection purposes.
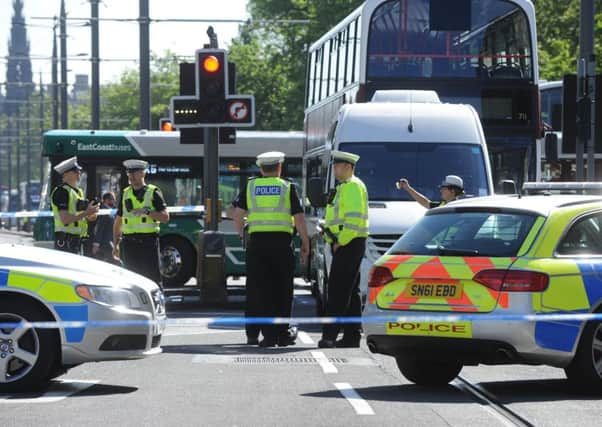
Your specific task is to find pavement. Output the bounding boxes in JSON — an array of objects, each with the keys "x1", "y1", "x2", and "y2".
[{"x1": 1, "y1": 229, "x2": 600, "y2": 426}]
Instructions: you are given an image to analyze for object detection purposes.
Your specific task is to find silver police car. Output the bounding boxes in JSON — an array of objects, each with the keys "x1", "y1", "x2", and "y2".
[{"x1": 0, "y1": 244, "x2": 166, "y2": 392}]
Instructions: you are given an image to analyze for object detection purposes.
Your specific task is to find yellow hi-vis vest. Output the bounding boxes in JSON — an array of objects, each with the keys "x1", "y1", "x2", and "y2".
[
  {"x1": 324, "y1": 175, "x2": 369, "y2": 246},
  {"x1": 246, "y1": 177, "x2": 294, "y2": 234},
  {"x1": 121, "y1": 184, "x2": 161, "y2": 235},
  {"x1": 50, "y1": 184, "x2": 88, "y2": 237}
]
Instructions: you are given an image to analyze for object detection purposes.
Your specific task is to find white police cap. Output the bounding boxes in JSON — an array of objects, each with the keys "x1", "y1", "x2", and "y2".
[
  {"x1": 256, "y1": 151, "x2": 286, "y2": 167},
  {"x1": 331, "y1": 150, "x2": 360, "y2": 165},
  {"x1": 53, "y1": 156, "x2": 82, "y2": 174},
  {"x1": 440, "y1": 175, "x2": 464, "y2": 190},
  {"x1": 123, "y1": 159, "x2": 149, "y2": 171}
]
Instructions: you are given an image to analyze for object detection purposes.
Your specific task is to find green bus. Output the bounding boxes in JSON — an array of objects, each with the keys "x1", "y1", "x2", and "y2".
[{"x1": 35, "y1": 129, "x2": 304, "y2": 287}]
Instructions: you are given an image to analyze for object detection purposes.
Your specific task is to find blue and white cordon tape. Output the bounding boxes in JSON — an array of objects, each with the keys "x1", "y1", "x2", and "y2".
[
  {"x1": 0, "y1": 312, "x2": 601, "y2": 330},
  {"x1": 0, "y1": 205, "x2": 205, "y2": 219}
]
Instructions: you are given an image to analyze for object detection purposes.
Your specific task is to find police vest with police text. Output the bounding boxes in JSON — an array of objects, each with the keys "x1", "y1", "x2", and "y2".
[{"x1": 246, "y1": 177, "x2": 294, "y2": 234}]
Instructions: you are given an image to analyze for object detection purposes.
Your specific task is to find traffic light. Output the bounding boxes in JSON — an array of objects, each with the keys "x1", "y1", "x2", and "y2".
[
  {"x1": 196, "y1": 50, "x2": 227, "y2": 123},
  {"x1": 159, "y1": 117, "x2": 175, "y2": 131}
]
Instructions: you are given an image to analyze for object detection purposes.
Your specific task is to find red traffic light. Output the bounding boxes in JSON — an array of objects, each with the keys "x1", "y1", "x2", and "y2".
[{"x1": 203, "y1": 55, "x2": 220, "y2": 73}]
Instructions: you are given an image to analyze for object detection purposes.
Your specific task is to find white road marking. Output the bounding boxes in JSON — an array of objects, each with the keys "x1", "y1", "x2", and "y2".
[
  {"x1": 311, "y1": 351, "x2": 338, "y2": 374},
  {"x1": 0, "y1": 379, "x2": 99, "y2": 404},
  {"x1": 297, "y1": 331, "x2": 314, "y2": 344},
  {"x1": 334, "y1": 382, "x2": 375, "y2": 415}
]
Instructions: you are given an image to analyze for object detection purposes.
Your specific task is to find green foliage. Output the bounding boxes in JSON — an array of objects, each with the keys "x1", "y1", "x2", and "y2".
[
  {"x1": 536, "y1": 0, "x2": 602, "y2": 80},
  {"x1": 228, "y1": 0, "x2": 362, "y2": 130},
  {"x1": 69, "y1": 51, "x2": 180, "y2": 130}
]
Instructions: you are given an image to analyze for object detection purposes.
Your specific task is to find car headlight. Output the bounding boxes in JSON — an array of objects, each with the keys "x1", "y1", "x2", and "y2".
[{"x1": 76, "y1": 285, "x2": 144, "y2": 310}]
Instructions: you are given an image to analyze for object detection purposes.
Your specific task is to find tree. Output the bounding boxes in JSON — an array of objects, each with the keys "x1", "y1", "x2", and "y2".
[
  {"x1": 69, "y1": 52, "x2": 180, "y2": 130},
  {"x1": 228, "y1": 0, "x2": 362, "y2": 130},
  {"x1": 536, "y1": 0, "x2": 602, "y2": 80}
]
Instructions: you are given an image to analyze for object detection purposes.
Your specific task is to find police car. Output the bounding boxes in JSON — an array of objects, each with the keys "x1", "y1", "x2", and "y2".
[
  {"x1": 364, "y1": 186, "x2": 602, "y2": 391},
  {"x1": 0, "y1": 244, "x2": 165, "y2": 392}
]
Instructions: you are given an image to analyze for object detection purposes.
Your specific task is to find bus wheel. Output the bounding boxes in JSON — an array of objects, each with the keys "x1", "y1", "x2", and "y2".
[{"x1": 160, "y1": 236, "x2": 195, "y2": 288}]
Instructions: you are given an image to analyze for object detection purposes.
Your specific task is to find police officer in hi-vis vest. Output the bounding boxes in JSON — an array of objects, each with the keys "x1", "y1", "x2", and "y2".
[
  {"x1": 232, "y1": 151, "x2": 310, "y2": 347},
  {"x1": 51, "y1": 156, "x2": 99, "y2": 254},
  {"x1": 113, "y1": 159, "x2": 169, "y2": 285},
  {"x1": 318, "y1": 150, "x2": 369, "y2": 349}
]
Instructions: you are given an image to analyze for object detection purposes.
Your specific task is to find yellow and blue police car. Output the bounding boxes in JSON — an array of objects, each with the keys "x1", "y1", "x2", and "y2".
[
  {"x1": 0, "y1": 244, "x2": 165, "y2": 392},
  {"x1": 364, "y1": 188, "x2": 602, "y2": 391}
]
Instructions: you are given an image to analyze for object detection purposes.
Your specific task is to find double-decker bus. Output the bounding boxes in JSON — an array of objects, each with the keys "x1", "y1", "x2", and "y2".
[
  {"x1": 305, "y1": 0, "x2": 539, "y2": 186},
  {"x1": 34, "y1": 130, "x2": 304, "y2": 287}
]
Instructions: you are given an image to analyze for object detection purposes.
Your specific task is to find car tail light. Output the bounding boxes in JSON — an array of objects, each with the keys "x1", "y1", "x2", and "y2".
[
  {"x1": 368, "y1": 266, "x2": 394, "y2": 288},
  {"x1": 473, "y1": 269, "x2": 549, "y2": 292}
]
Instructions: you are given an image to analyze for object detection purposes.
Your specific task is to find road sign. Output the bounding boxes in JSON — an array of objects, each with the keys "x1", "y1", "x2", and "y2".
[{"x1": 226, "y1": 96, "x2": 255, "y2": 126}]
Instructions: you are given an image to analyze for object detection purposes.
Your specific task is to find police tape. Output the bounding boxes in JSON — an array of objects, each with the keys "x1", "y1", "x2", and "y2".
[
  {"x1": 0, "y1": 312, "x2": 602, "y2": 330},
  {"x1": 0, "y1": 205, "x2": 205, "y2": 219}
]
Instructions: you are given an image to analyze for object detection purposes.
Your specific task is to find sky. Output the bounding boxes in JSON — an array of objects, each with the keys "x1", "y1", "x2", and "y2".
[{"x1": 0, "y1": 0, "x2": 249, "y2": 90}]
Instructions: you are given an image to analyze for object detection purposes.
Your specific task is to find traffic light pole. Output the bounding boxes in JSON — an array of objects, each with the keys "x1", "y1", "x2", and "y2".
[{"x1": 202, "y1": 128, "x2": 219, "y2": 231}]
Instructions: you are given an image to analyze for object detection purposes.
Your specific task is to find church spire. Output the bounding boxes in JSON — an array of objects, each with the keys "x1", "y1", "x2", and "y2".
[{"x1": 5, "y1": 0, "x2": 33, "y2": 116}]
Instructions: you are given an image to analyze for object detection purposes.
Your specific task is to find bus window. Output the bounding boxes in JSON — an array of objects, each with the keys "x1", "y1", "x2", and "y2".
[{"x1": 367, "y1": 0, "x2": 533, "y2": 81}]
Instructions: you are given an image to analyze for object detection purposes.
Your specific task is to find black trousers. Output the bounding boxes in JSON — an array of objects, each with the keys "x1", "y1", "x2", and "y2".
[
  {"x1": 322, "y1": 237, "x2": 366, "y2": 341},
  {"x1": 245, "y1": 236, "x2": 295, "y2": 340},
  {"x1": 121, "y1": 234, "x2": 162, "y2": 286},
  {"x1": 54, "y1": 232, "x2": 82, "y2": 254}
]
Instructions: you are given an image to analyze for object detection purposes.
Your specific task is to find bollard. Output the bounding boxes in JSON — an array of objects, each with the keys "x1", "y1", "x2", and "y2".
[{"x1": 196, "y1": 230, "x2": 227, "y2": 305}]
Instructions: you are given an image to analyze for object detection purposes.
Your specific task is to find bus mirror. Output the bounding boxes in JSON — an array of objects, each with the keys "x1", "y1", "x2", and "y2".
[
  {"x1": 499, "y1": 180, "x2": 517, "y2": 195},
  {"x1": 307, "y1": 177, "x2": 327, "y2": 208},
  {"x1": 544, "y1": 133, "x2": 558, "y2": 162}
]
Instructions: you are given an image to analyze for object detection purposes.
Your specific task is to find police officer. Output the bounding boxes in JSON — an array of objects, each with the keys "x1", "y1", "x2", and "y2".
[
  {"x1": 397, "y1": 175, "x2": 464, "y2": 208},
  {"x1": 50, "y1": 156, "x2": 99, "y2": 254},
  {"x1": 318, "y1": 150, "x2": 369, "y2": 349},
  {"x1": 113, "y1": 160, "x2": 169, "y2": 285},
  {"x1": 231, "y1": 151, "x2": 310, "y2": 347}
]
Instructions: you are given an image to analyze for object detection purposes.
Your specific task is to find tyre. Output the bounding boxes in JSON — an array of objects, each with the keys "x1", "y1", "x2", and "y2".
[
  {"x1": 160, "y1": 236, "x2": 195, "y2": 288},
  {"x1": 396, "y1": 356, "x2": 462, "y2": 386},
  {"x1": 565, "y1": 319, "x2": 602, "y2": 393},
  {"x1": 315, "y1": 261, "x2": 328, "y2": 317},
  {"x1": 0, "y1": 298, "x2": 59, "y2": 392}
]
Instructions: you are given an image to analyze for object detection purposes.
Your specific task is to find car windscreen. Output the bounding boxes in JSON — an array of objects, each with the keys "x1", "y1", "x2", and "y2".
[
  {"x1": 388, "y1": 210, "x2": 540, "y2": 257},
  {"x1": 339, "y1": 142, "x2": 489, "y2": 201}
]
